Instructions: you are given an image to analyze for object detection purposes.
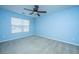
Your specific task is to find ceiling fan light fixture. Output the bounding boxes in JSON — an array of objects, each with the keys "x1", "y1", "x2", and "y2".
[{"x1": 24, "y1": 5, "x2": 47, "y2": 16}]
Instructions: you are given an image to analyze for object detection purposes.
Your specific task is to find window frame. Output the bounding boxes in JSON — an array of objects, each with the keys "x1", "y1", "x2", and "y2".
[{"x1": 11, "y1": 17, "x2": 30, "y2": 33}]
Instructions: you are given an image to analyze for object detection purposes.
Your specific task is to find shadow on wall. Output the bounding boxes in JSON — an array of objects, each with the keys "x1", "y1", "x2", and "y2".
[
  {"x1": 35, "y1": 6, "x2": 79, "y2": 46},
  {"x1": 0, "y1": 8, "x2": 34, "y2": 42}
]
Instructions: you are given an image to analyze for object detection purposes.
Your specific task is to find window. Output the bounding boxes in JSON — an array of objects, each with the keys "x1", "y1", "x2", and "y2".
[{"x1": 11, "y1": 17, "x2": 30, "y2": 33}]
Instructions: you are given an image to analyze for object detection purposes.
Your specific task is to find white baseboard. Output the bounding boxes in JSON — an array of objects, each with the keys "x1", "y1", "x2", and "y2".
[
  {"x1": 1, "y1": 33, "x2": 79, "y2": 47},
  {"x1": 0, "y1": 34, "x2": 33, "y2": 43},
  {"x1": 36, "y1": 33, "x2": 79, "y2": 47}
]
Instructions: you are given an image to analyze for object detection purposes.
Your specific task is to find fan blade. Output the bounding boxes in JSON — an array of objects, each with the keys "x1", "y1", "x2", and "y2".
[
  {"x1": 24, "y1": 8, "x2": 33, "y2": 11},
  {"x1": 38, "y1": 11, "x2": 47, "y2": 13},
  {"x1": 37, "y1": 13, "x2": 40, "y2": 16}
]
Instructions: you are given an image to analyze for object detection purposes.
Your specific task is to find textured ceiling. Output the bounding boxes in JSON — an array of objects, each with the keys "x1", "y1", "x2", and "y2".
[{"x1": 0, "y1": 5, "x2": 75, "y2": 18}]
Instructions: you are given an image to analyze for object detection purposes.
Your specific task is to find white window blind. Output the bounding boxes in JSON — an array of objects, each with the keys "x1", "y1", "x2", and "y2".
[{"x1": 11, "y1": 17, "x2": 30, "y2": 33}]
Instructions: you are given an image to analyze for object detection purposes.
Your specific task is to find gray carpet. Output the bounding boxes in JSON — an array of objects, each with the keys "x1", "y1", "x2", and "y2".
[{"x1": 0, "y1": 36, "x2": 79, "y2": 54}]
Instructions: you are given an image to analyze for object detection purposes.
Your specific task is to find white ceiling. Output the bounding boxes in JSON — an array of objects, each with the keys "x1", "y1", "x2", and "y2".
[{"x1": 0, "y1": 5, "x2": 75, "y2": 18}]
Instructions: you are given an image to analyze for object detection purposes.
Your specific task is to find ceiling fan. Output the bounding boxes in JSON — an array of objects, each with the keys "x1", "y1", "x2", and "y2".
[{"x1": 24, "y1": 5, "x2": 47, "y2": 16}]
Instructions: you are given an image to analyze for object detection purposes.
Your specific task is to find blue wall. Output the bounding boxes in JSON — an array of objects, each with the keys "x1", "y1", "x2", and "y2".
[
  {"x1": 0, "y1": 8, "x2": 34, "y2": 42},
  {"x1": 0, "y1": 8, "x2": 2, "y2": 40},
  {"x1": 0, "y1": 6, "x2": 79, "y2": 46},
  {"x1": 35, "y1": 6, "x2": 79, "y2": 46}
]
